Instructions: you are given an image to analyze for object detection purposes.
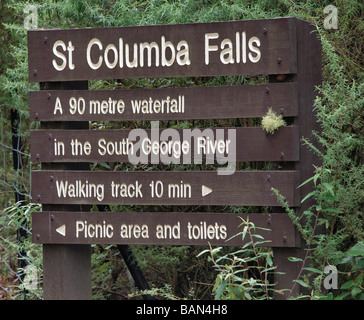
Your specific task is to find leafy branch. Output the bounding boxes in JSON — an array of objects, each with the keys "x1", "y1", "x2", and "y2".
[{"x1": 198, "y1": 217, "x2": 281, "y2": 300}]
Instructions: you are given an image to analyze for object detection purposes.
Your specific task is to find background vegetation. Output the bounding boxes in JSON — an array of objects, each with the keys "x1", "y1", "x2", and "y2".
[{"x1": 0, "y1": 0, "x2": 362, "y2": 300}]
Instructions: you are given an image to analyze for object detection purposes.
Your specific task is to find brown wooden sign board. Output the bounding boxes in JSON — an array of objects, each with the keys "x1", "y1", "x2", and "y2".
[
  {"x1": 30, "y1": 126, "x2": 299, "y2": 163},
  {"x1": 31, "y1": 170, "x2": 299, "y2": 207},
  {"x1": 29, "y1": 82, "x2": 298, "y2": 121},
  {"x1": 28, "y1": 18, "x2": 296, "y2": 82},
  {"x1": 32, "y1": 211, "x2": 297, "y2": 247},
  {"x1": 27, "y1": 17, "x2": 322, "y2": 300}
]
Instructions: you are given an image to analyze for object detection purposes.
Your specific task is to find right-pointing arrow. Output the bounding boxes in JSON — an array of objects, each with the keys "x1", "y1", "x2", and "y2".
[
  {"x1": 202, "y1": 185, "x2": 212, "y2": 197},
  {"x1": 56, "y1": 224, "x2": 66, "y2": 237}
]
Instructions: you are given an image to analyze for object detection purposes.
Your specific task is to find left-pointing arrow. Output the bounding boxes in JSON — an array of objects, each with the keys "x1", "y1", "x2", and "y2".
[{"x1": 56, "y1": 224, "x2": 66, "y2": 237}]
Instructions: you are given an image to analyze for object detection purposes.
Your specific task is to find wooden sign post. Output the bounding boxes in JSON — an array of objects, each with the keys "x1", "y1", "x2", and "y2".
[{"x1": 28, "y1": 17, "x2": 321, "y2": 300}]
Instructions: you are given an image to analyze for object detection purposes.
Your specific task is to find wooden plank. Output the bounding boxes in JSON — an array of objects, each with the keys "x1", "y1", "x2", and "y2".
[
  {"x1": 29, "y1": 82, "x2": 298, "y2": 121},
  {"x1": 30, "y1": 126, "x2": 299, "y2": 163},
  {"x1": 31, "y1": 170, "x2": 299, "y2": 206},
  {"x1": 42, "y1": 244, "x2": 91, "y2": 300},
  {"x1": 32, "y1": 211, "x2": 298, "y2": 247},
  {"x1": 273, "y1": 19, "x2": 322, "y2": 299},
  {"x1": 28, "y1": 18, "x2": 297, "y2": 82},
  {"x1": 39, "y1": 81, "x2": 92, "y2": 300}
]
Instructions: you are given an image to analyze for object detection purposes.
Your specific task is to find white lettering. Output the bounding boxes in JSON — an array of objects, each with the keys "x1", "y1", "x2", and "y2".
[
  {"x1": 76, "y1": 220, "x2": 113, "y2": 239},
  {"x1": 104, "y1": 44, "x2": 118, "y2": 69},
  {"x1": 120, "y1": 224, "x2": 149, "y2": 239},
  {"x1": 248, "y1": 36, "x2": 261, "y2": 63},
  {"x1": 205, "y1": 33, "x2": 219, "y2": 65},
  {"x1": 161, "y1": 36, "x2": 175, "y2": 67},
  {"x1": 87, "y1": 38, "x2": 103, "y2": 70},
  {"x1": 204, "y1": 32, "x2": 262, "y2": 65},
  {"x1": 52, "y1": 40, "x2": 67, "y2": 71},
  {"x1": 111, "y1": 180, "x2": 143, "y2": 198},
  {"x1": 53, "y1": 97, "x2": 63, "y2": 114},
  {"x1": 140, "y1": 41, "x2": 159, "y2": 67},
  {"x1": 220, "y1": 38, "x2": 234, "y2": 64},
  {"x1": 86, "y1": 37, "x2": 190, "y2": 70},
  {"x1": 187, "y1": 222, "x2": 227, "y2": 240},
  {"x1": 176, "y1": 41, "x2": 191, "y2": 65},
  {"x1": 98, "y1": 138, "x2": 133, "y2": 156},
  {"x1": 67, "y1": 41, "x2": 75, "y2": 70},
  {"x1": 55, "y1": 180, "x2": 104, "y2": 201}
]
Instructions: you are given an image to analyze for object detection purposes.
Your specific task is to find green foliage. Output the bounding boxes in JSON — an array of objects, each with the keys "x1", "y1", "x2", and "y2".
[
  {"x1": 3, "y1": 201, "x2": 40, "y2": 231},
  {"x1": 274, "y1": 168, "x2": 363, "y2": 299},
  {"x1": 91, "y1": 244, "x2": 135, "y2": 300},
  {"x1": 284, "y1": 16, "x2": 363, "y2": 298},
  {"x1": 292, "y1": 240, "x2": 364, "y2": 300},
  {"x1": 334, "y1": 242, "x2": 364, "y2": 300},
  {"x1": 198, "y1": 218, "x2": 279, "y2": 300},
  {"x1": 129, "y1": 284, "x2": 190, "y2": 300},
  {"x1": 131, "y1": 244, "x2": 215, "y2": 299},
  {"x1": 1, "y1": 202, "x2": 42, "y2": 299}
]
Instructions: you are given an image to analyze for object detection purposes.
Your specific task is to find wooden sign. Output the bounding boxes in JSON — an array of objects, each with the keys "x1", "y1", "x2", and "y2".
[
  {"x1": 29, "y1": 82, "x2": 298, "y2": 121},
  {"x1": 31, "y1": 170, "x2": 299, "y2": 206},
  {"x1": 28, "y1": 18, "x2": 296, "y2": 82},
  {"x1": 32, "y1": 211, "x2": 297, "y2": 247},
  {"x1": 30, "y1": 126, "x2": 299, "y2": 163},
  {"x1": 27, "y1": 17, "x2": 322, "y2": 300}
]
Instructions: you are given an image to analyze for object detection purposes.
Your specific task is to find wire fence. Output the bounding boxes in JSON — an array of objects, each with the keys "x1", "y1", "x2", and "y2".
[{"x1": 0, "y1": 104, "x2": 37, "y2": 299}]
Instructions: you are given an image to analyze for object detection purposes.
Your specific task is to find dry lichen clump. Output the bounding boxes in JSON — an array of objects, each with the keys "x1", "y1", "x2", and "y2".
[{"x1": 261, "y1": 108, "x2": 286, "y2": 134}]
